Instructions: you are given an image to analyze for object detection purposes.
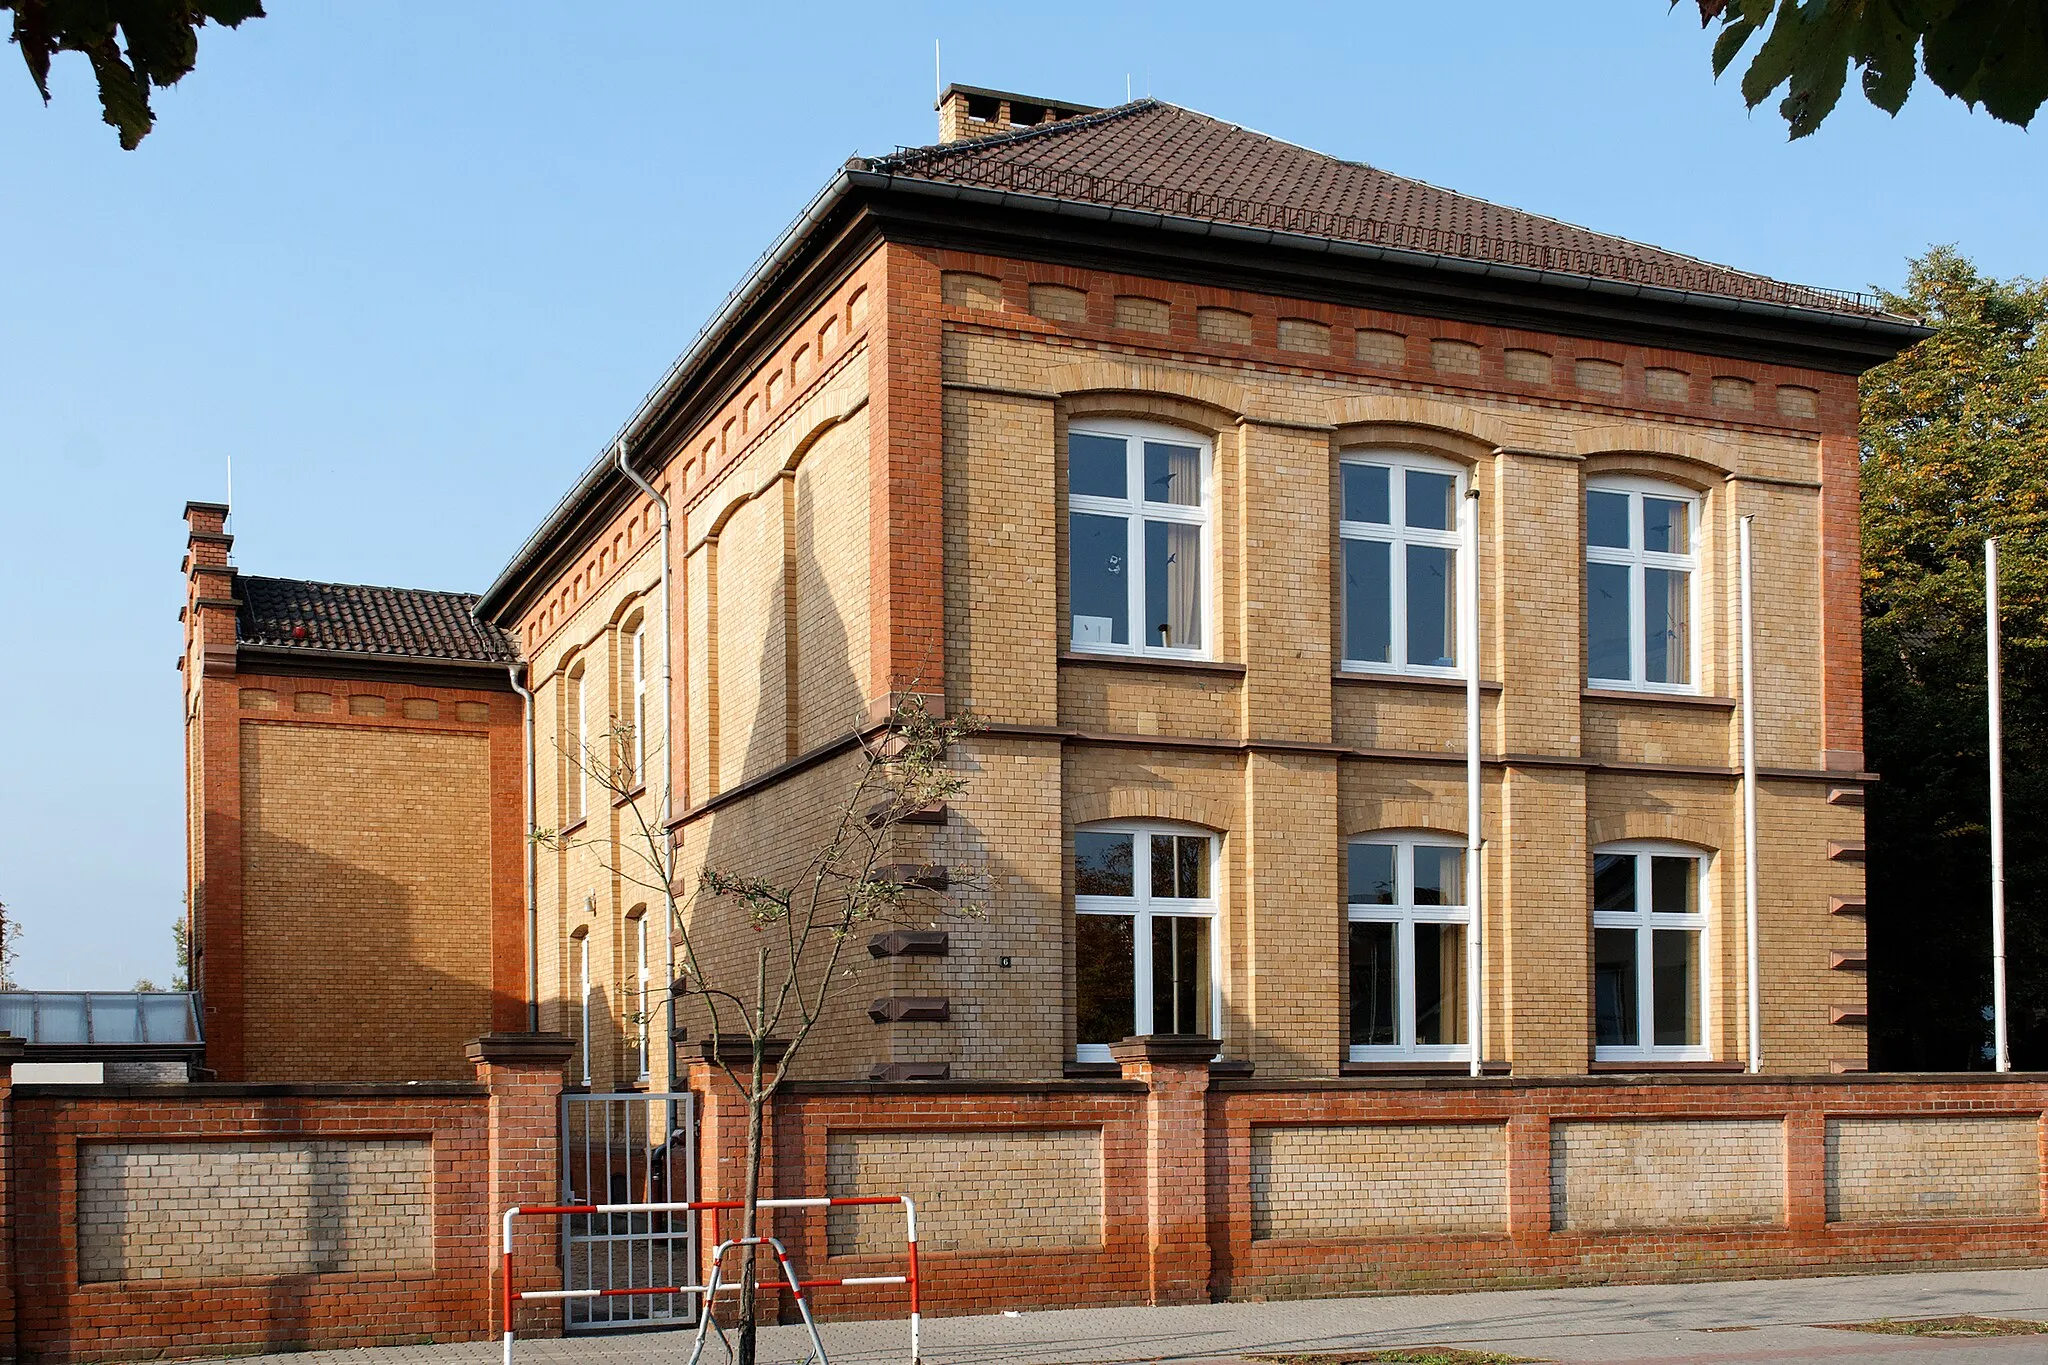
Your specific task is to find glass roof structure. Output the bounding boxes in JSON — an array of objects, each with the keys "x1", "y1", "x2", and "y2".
[{"x1": 0, "y1": 992, "x2": 201, "y2": 1046}]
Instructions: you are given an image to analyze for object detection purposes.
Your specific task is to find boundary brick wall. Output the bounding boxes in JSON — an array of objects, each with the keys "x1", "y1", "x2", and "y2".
[
  {"x1": 3, "y1": 1035, "x2": 570, "y2": 1365},
  {"x1": 719, "y1": 1058, "x2": 2048, "y2": 1325}
]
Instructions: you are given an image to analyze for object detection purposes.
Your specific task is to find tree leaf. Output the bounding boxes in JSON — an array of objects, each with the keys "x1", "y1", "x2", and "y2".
[
  {"x1": 1740, "y1": 1, "x2": 1812, "y2": 108},
  {"x1": 1713, "y1": 14, "x2": 1762, "y2": 77},
  {"x1": 1856, "y1": 1, "x2": 1922, "y2": 113},
  {"x1": 1974, "y1": 0, "x2": 2048, "y2": 125}
]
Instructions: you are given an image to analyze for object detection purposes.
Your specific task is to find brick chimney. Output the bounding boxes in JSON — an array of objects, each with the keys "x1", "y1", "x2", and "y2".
[
  {"x1": 936, "y1": 84, "x2": 1100, "y2": 144},
  {"x1": 182, "y1": 501, "x2": 238, "y2": 684}
]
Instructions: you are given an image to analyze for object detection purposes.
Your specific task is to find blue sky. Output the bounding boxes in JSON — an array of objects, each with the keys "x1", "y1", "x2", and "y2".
[{"x1": 1, "y1": 2, "x2": 2042, "y2": 989}]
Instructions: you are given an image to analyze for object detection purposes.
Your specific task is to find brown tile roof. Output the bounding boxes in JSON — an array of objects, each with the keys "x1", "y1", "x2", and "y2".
[
  {"x1": 237, "y1": 575, "x2": 519, "y2": 664},
  {"x1": 866, "y1": 100, "x2": 1888, "y2": 318}
]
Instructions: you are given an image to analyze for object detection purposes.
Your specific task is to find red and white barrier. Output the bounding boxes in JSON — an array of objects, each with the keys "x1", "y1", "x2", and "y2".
[{"x1": 499, "y1": 1195, "x2": 921, "y2": 1365}]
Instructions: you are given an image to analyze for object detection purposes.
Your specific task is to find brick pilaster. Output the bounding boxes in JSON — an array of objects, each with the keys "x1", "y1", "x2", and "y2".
[
  {"x1": 688, "y1": 1037, "x2": 788, "y2": 1281},
  {"x1": 469, "y1": 1032, "x2": 574, "y2": 1338},
  {"x1": 0, "y1": 1034, "x2": 24, "y2": 1364},
  {"x1": 1112, "y1": 1035, "x2": 1214, "y2": 1305}
]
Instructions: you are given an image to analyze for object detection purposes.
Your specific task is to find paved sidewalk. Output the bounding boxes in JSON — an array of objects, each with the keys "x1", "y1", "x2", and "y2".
[{"x1": 200, "y1": 1267, "x2": 2048, "y2": 1365}]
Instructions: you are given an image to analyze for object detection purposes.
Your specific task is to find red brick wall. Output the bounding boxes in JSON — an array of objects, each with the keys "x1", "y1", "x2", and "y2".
[
  {"x1": 6, "y1": 1040, "x2": 569, "y2": 1364},
  {"x1": 728, "y1": 1068, "x2": 2048, "y2": 1324},
  {"x1": 12, "y1": 1087, "x2": 491, "y2": 1362}
]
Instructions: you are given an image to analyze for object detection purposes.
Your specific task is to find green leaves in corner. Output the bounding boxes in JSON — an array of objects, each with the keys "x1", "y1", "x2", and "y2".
[
  {"x1": 5, "y1": 0, "x2": 265, "y2": 149},
  {"x1": 1684, "y1": 0, "x2": 2048, "y2": 138}
]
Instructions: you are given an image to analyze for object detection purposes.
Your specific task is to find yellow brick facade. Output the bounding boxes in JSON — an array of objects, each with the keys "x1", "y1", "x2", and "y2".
[{"x1": 513, "y1": 231, "x2": 1871, "y2": 1087}]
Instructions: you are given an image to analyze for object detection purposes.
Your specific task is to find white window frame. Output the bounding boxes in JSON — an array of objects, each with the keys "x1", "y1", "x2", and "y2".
[
  {"x1": 568, "y1": 665, "x2": 588, "y2": 822},
  {"x1": 1073, "y1": 821, "x2": 1222, "y2": 1063},
  {"x1": 1345, "y1": 833, "x2": 1474, "y2": 1063},
  {"x1": 1337, "y1": 450, "x2": 1467, "y2": 678},
  {"x1": 633, "y1": 912, "x2": 651, "y2": 1080},
  {"x1": 1066, "y1": 421, "x2": 1214, "y2": 661},
  {"x1": 1591, "y1": 840, "x2": 1712, "y2": 1063},
  {"x1": 575, "y1": 931, "x2": 592, "y2": 1085},
  {"x1": 630, "y1": 625, "x2": 647, "y2": 788},
  {"x1": 1585, "y1": 477, "x2": 1702, "y2": 694}
]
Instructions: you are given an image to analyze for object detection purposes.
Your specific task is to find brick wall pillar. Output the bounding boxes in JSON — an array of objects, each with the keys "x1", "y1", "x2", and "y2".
[
  {"x1": 1786, "y1": 1108, "x2": 1829, "y2": 1230},
  {"x1": 1112, "y1": 1035, "x2": 1214, "y2": 1305},
  {"x1": 0, "y1": 1035, "x2": 24, "y2": 1364},
  {"x1": 1506, "y1": 1112, "x2": 1551, "y2": 1242},
  {"x1": 468, "y1": 1032, "x2": 574, "y2": 1339},
  {"x1": 688, "y1": 1037, "x2": 789, "y2": 1281}
]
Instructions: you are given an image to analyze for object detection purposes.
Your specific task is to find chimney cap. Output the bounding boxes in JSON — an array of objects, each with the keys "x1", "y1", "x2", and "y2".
[
  {"x1": 934, "y1": 83, "x2": 1101, "y2": 119},
  {"x1": 184, "y1": 500, "x2": 231, "y2": 517}
]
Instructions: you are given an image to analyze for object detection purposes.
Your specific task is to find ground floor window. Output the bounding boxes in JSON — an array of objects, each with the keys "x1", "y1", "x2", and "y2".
[
  {"x1": 1074, "y1": 824, "x2": 1219, "y2": 1062},
  {"x1": 1346, "y1": 834, "x2": 1471, "y2": 1062},
  {"x1": 1592, "y1": 843, "x2": 1709, "y2": 1061}
]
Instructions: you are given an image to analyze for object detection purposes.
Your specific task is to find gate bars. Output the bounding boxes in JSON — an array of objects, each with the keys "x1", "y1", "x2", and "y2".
[{"x1": 500, "y1": 1195, "x2": 922, "y2": 1365}]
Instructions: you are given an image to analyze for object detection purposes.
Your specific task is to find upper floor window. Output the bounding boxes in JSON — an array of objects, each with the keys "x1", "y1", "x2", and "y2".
[
  {"x1": 1339, "y1": 452, "x2": 1464, "y2": 676},
  {"x1": 566, "y1": 664, "x2": 588, "y2": 822},
  {"x1": 1346, "y1": 834, "x2": 1470, "y2": 1062},
  {"x1": 1586, "y1": 480, "x2": 1699, "y2": 692},
  {"x1": 1592, "y1": 843, "x2": 1709, "y2": 1062},
  {"x1": 1072, "y1": 823, "x2": 1219, "y2": 1062},
  {"x1": 1068, "y1": 423, "x2": 1211, "y2": 658},
  {"x1": 629, "y1": 624, "x2": 647, "y2": 788}
]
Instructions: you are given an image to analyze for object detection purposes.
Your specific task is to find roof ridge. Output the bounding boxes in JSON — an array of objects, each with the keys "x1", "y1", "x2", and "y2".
[
  {"x1": 869, "y1": 98, "x2": 1160, "y2": 169},
  {"x1": 239, "y1": 572, "x2": 484, "y2": 602}
]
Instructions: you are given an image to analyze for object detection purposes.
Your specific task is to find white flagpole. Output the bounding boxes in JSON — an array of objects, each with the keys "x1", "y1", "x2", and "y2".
[
  {"x1": 1740, "y1": 517, "x2": 1761, "y2": 1073},
  {"x1": 1988, "y1": 537, "x2": 2010, "y2": 1073},
  {"x1": 1464, "y1": 488, "x2": 1482, "y2": 1078}
]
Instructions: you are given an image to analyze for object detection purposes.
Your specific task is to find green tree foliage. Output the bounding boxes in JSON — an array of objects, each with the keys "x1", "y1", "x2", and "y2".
[
  {"x1": 5, "y1": 0, "x2": 263, "y2": 149},
  {"x1": 1863, "y1": 247, "x2": 2048, "y2": 1068},
  {"x1": 1685, "y1": 1, "x2": 2048, "y2": 137}
]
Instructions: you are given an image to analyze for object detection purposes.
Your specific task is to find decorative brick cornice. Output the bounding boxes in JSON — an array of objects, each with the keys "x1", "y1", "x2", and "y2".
[
  {"x1": 1109, "y1": 1034, "x2": 1218, "y2": 1064},
  {"x1": 464, "y1": 1032, "x2": 574, "y2": 1066}
]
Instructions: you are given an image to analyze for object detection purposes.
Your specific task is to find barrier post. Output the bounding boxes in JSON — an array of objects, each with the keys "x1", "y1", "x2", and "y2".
[
  {"x1": 469, "y1": 1033, "x2": 575, "y2": 1340},
  {"x1": 1111, "y1": 1034, "x2": 1214, "y2": 1306}
]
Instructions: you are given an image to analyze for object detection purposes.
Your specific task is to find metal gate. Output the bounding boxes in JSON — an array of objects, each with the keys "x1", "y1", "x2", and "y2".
[{"x1": 559, "y1": 1091, "x2": 697, "y2": 1331}]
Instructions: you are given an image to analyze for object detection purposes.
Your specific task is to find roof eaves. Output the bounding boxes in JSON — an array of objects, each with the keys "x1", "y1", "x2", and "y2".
[{"x1": 845, "y1": 168, "x2": 1932, "y2": 340}]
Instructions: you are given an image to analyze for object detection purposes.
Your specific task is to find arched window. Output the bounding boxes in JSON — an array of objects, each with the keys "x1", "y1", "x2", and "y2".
[
  {"x1": 1586, "y1": 479, "x2": 1700, "y2": 692},
  {"x1": 565, "y1": 663, "x2": 588, "y2": 823},
  {"x1": 1346, "y1": 833, "x2": 1470, "y2": 1061},
  {"x1": 1072, "y1": 823, "x2": 1219, "y2": 1062},
  {"x1": 1338, "y1": 451, "x2": 1466, "y2": 676},
  {"x1": 1592, "y1": 842, "x2": 1710, "y2": 1061},
  {"x1": 629, "y1": 622, "x2": 648, "y2": 788},
  {"x1": 572, "y1": 927, "x2": 593, "y2": 1086},
  {"x1": 1067, "y1": 421, "x2": 1212, "y2": 658},
  {"x1": 630, "y1": 909, "x2": 651, "y2": 1080}
]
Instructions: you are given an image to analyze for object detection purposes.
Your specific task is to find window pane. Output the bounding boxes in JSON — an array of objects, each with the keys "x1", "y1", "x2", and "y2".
[
  {"x1": 1145, "y1": 519, "x2": 1203, "y2": 649},
  {"x1": 1593, "y1": 928, "x2": 1639, "y2": 1047},
  {"x1": 1342, "y1": 464, "x2": 1390, "y2": 524},
  {"x1": 1348, "y1": 921, "x2": 1397, "y2": 1046},
  {"x1": 1651, "y1": 856, "x2": 1696, "y2": 914},
  {"x1": 38, "y1": 995, "x2": 86, "y2": 1044},
  {"x1": 1152, "y1": 834, "x2": 1209, "y2": 899},
  {"x1": 1151, "y1": 915, "x2": 1212, "y2": 1037},
  {"x1": 1652, "y1": 929, "x2": 1701, "y2": 1047},
  {"x1": 1414, "y1": 921, "x2": 1468, "y2": 1045},
  {"x1": 1586, "y1": 561, "x2": 1632, "y2": 682},
  {"x1": 1143, "y1": 441, "x2": 1202, "y2": 507},
  {"x1": 1076, "y1": 914, "x2": 1136, "y2": 1045},
  {"x1": 1070, "y1": 512, "x2": 1129, "y2": 647},
  {"x1": 1592, "y1": 853, "x2": 1636, "y2": 911},
  {"x1": 1644, "y1": 567, "x2": 1690, "y2": 685},
  {"x1": 1348, "y1": 843, "x2": 1396, "y2": 905},
  {"x1": 1075, "y1": 832, "x2": 1134, "y2": 896},
  {"x1": 1406, "y1": 469, "x2": 1456, "y2": 531},
  {"x1": 1587, "y1": 490, "x2": 1631, "y2": 548},
  {"x1": 88, "y1": 995, "x2": 140, "y2": 1044},
  {"x1": 1342, "y1": 539, "x2": 1392, "y2": 665},
  {"x1": 139, "y1": 993, "x2": 197, "y2": 1043},
  {"x1": 1644, "y1": 497, "x2": 1690, "y2": 555},
  {"x1": 1406, "y1": 544, "x2": 1456, "y2": 668},
  {"x1": 1413, "y1": 846, "x2": 1464, "y2": 907},
  {"x1": 1069, "y1": 432, "x2": 1127, "y2": 499}
]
